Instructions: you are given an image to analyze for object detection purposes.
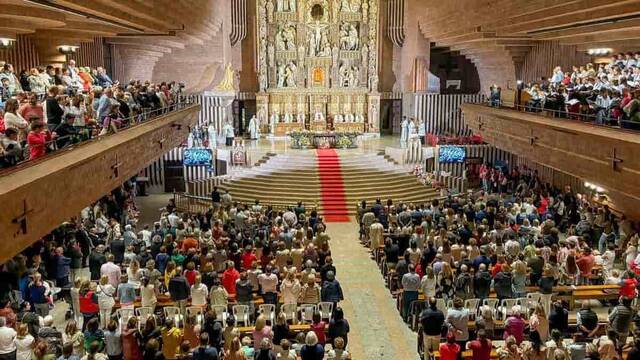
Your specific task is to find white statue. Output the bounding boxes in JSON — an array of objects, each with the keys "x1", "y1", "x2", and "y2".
[
  {"x1": 332, "y1": 45, "x2": 339, "y2": 67},
  {"x1": 269, "y1": 112, "x2": 279, "y2": 134},
  {"x1": 369, "y1": 74, "x2": 378, "y2": 92},
  {"x1": 283, "y1": 112, "x2": 293, "y2": 123},
  {"x1": 314, "y1": 112, "x2": 325, "y2": 121},
  {"x1": 259, "y1": 70, "x2": 267, "y2": 92},
  {"x1": 335, "y1": 114, "x2": 344, "y2": 123},
  {"x1": 267, "y1": 0, "x2": 275, "y2": 21},
  {"x1": 348, "y1": 65, "x2": 358, "y2": 87},
  {"x1": 370, "y1": 104, "x2": 378, "y2": 129},
  {"x1": 345, "y1": 113, "x2": 354, "y2": 123},
  {"x1": 341, "y1": 0, "x2": 351, "y2": 11},
  {"x1": 284, "y1": 26, "x2": 296, "y2": 50},
  {"x1": 355, "y1": 114, "x2": 364, "y2": 123},
  {"x1": 248, "y1": 115, "x2": 259, "y2": 140},
  {"x1": 289, "y1": 0, "x2": 296, "y2": 12},
  {"x1": 362, "y1": 0, "x2": 368, "y2": 22},
  {"x1": 333, "y1": 0, "x2": 340, "y2": 19},
  {"x1": 276, "y1": 62, "x2": 286, "y2": 87},
  {"x1": 267, "y1": 42, "x2": 275, "y2": 66},
  {"x1": 339, "y1": 63, "x2": 350, "y2": 87},
  {"x1": 361, "y1": 44, "x2": 369, "y2": 65},
  {"x1": 276, "y1": 30, "x2": 286, "y2": 50},
  {"x1": 276, "y1": 0, "x2": 284, "y2": 11},
  {"x1": 348, "y1": 23, "x2": 359, "y2": 50},
  {"x1": 320, "y1": 35, "x2": 331, "y2": 56},
  {"x1": 350, "y1": 0, "x2": 361, "y2": 12},
  {"x1": 298, "y1": 45, "x2": 305, "y2": 62},
  {"x1": 284, "y1": 61, "x2": 297, "y2": 87}
]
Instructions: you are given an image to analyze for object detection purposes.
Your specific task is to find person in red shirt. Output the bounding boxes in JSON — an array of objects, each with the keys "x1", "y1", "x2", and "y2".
[
  {"x1": 27, "y1": 121, "x2": 52, "y2": 160},
  {"x1": 620, "y1": 272, "x2": 638, "y2": 299},
  {"x1": 181, "y1": 235, "x2": 198, "y2": 252},
  {"x1": 18, "y1": 95, "x2": 44, "y2": 123},
  {"x1": 221, "y1": 260, "x2": 240, "y2": 295},
  {"x1": 491, "y1": 255, "x2": 505, "y2": 278},
  {"x1": 183, "y1": 261, "x2": 199, "y2": 286},
  {"x1": 439, "y1": 333, "x2": 461, "y2": 360},
  {"x1": 467, "y1": 329, "x2": 492, "y2": 360},
  {"x1": 576, "y1": 248, "x2": 595, "y2": 284},
  {"x1": 241, "y1": 245, "x2": 257, "y2": 271}
]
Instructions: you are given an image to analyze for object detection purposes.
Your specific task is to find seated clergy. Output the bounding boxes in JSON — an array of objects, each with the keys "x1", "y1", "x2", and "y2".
[
  {"x1": 334, "y1": 114, "x2": 344, "y2": 123},
  {"x1": 314, "y1": 111, "x2": 325, "y2": 121},
  {"x1": 355, "y1": 113, "x2": 364, "y2": 123},
  {"x1": 296, "y1": 113, "x2": 306, "y2": 123},
  {"x1": 283, "y1": 112, "x2": 293, "y2": 123}
]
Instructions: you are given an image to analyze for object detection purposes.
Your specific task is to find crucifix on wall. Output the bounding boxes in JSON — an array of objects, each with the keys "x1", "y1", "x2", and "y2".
[{"x1": 606, "y1": 147, "x2": 624, "y2": 171}]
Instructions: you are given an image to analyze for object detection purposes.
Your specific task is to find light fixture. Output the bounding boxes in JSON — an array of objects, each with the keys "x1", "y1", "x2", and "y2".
[
  {"x1": 0, "y1": 38, "x2": 15, "y2": 50},
  {"x1": 584, "y1": 181, "x2": 592, "y2": 188},
  {"x1": 57, "y1": 45, "x2": 79, "y2": 55},
  {"x1": 596, "y1": 186, "x2": 605, "y2": 193},
  {"x1": 587, "y1": 48, "x2": 612, "y2": 56}
]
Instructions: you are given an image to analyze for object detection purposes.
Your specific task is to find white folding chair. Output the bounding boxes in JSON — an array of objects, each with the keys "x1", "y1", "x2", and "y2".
[
  {"x1": 299, "y1": 304, "x2": 317, "y2": 323},
  {"x1": 116, "y1": 308, "x2": 134, "y2": 328},
  {"x1": 318, "y1": 302, "x2": 334, "y2": 321},
  {"x1": 527, "y1": 292, "x2": 542, "y2": 304},
  {"x1": 435, "y1": 298, "x2": 447, "y2": 317},
  {"x1": 539, "y1": 294, "x2": 553, "y2": 317},
  {"x1": 282, "y1": 303, "x2": 298, "y2": 324},
  {"x1": 446, "y1": 299, "x2": 454, "y2": 309},
  {"x1": 233, "y1": 305, "x2": 251, "y2": 326},
  {"x1": 163, "y1": 306, "x2": 182, "y2": 325},
  {"x1": 258, "y1": 304, "x2": 276, "y2": 325},
  {"x1": 516, "y1": 298, "x2": 530, "y2": 315},
  {"x1": 500, "y1": 299, "x2": 519, "y2": 320},
  {"x1": 463, "y1": 299, "x2": 480, "y2": 320},
  {"x1": 482, "y1": 298, "x2": 500, "y2": 319},
  {"x1": 211, "y1": 305, "x2": 228, "y2": 323},
  {"x1": 135, "y1": 307, "x2": 153, "y2": 329},
  {"x1": 186, "y1": 306, "x2": 205, "y2": 326}
]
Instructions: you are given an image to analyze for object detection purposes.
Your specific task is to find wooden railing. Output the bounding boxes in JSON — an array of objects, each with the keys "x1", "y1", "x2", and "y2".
[{"x1": 174, "y1": 192, "x2": 318, "y2": 214}]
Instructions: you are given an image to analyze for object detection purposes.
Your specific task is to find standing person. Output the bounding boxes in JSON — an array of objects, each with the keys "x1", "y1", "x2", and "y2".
[
  {"x1": 103, "y1": 320, "x2": 122, "y2": 360},
  {"x1": 192, "y1": 333, "x2": 218, "y2": 360},
  {"x1": 28, "y1": 273, "x2": 50, "y2": 317},
  {"x1": 466, "y1": 329, "x2": 492, "y2": 360},
  {"x1": 121, "y1": 318, "x2": 142, "y2": 360},
  {"x1": 608, "y1": 297, "x2": 635, "y2": 347},
  {"x1": 222, "y1": 121, "x2": 234, "y2": 147},
  {"x1": 26, "y1": 121, "x2": 52, "y2": 160},
  {"x1": 257, "y1": 266, "x2": 279, "y2": 306},
  {"x1": 116, "y1": 275, "x2": 136, "y2": 311},
  {"x1": 401, "y1": 264, "x2": 421, "y2": 322},
  {"x1": 168, "y1": 268, "x2": 190, "y2": 317},
  {"x1": 161, "y1": 319, "x2": 183, "y2": 360},
  {"x1": 252, "y1": 315, "x2": 274, "y2": 351},
  {"x1": 210, "y1": 187, "x2": 221, "y2": 209},
  {"x1": 14, "y1": 324, "x2": 34, "y2": 360},
  {"x1": 3, "y1": 99, "x2": 28, "y2": 142},
  {"x1": 300, "y1": 332, "x2": 324, "y2": 360},
  {"x1": 45, "y1": 86, "x2": 64, "y2": 130},
  {"x1": 99, "y1": 255, "x2": 121, "y2": 288},
  {"x1": 446, "y1": 297, "x2": 470, "y2": 349},
  {"x1": 0, "y1": 317, "x2": 17, "y2": 360},
  {"x1": 78, "y1": 281, "x2": 99, "y2": 332},
  {"x1": 221, "y1": 261, "x2": 240, "y2": 296},
  {"x1": 95, "y1": 276, "x2": 115, "y2": 329},
  {"x1": 62, "y1": 321, "x2": 84, "y2": 358},
  {"x1": 439, "y1": 333, "x2": 461, "y2": 360},
  {"x1": 327, "y1": 307, "x2": 349, "y2": 349},
  {"x1": 140, "y1": 277, "x2": 158, "y2": 314},
  {"x1": 419, "y1": 297, "x2": 445, "y2": 360}
]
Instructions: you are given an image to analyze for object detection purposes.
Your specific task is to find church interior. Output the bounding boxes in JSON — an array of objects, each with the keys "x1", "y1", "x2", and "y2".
[{"x1": 1, "y1": 0, "x2": 640, "y2": 359}]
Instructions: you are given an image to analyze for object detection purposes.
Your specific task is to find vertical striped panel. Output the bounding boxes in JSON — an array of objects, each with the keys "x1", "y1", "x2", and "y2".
[
  {"x1": 387, "y1": 0, "x2": 405, "y2": 47},
  {"x1": 230, "y1": 0, "x2": 247, "y2": 47},
  {"x1": 517, "y1": 41, "x2": 591, "y2": 84},
  {"x1": 75, "y1": 37, "x2": 106, "y2": 69},
  {"x1": 414, "y1": 93, "x2": 485, "y2": 136},
  {"x1": 515, "y1": 156, "x2": 586, "y2": 194},
  {"x1": 0, "y1": 35, "x2": 40, "y2": 73},
  {"x1": 200, "y1": 94, "x2": 229, "y2": 129}
]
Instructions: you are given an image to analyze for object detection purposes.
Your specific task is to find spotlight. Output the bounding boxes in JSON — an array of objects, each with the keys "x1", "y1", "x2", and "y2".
[
  {"x1": 57, "y1": 45, "x2": 79, "y2": 55},
  {"x1": 596, "y1": 186, "x2": 605, "y2": 193},
  {"x1": 0, "y1": 38, "x2": 15, "y2": 50}
]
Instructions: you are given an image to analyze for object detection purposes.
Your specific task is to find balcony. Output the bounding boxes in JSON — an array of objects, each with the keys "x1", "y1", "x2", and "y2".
[
  {"x1": 0, "y1": 104, "x2": 200, "y2": 263},
  {"x1": 461, "y1": 103, "x2": 640, "y2": 218}
]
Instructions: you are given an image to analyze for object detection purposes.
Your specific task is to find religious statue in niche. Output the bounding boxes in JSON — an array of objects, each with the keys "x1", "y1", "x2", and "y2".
[
  {"x1": 276, "y1": 0, "x2": 296, "y2": 12},
  {"x1": 277, "y1": 61, "x2": 298, "y2": 88},
  {"x1": 340, "y1": 0, "x2": 361, "y2": 12},
  {"x1": 339, "y1": 62, "x2": 359, "y2": 87},
  {"x1": 276, "y1": 24, "x2": 297, "y2": 51},
  {"x1": 339, "y1": 23, "x2": 359, "y2": 50},
  {"x1": 267, "y1": 0, "x2": 275, "y2": 21},
  {"x1": 307, "y1": 21, "x2": 329, "y2": 56}
]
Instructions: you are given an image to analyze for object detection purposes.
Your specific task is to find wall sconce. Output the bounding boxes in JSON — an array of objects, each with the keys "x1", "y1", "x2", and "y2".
[
  {"x1": 587, "y1": 48, "x2": 612, "y2": 56},
  {"x1": 0, "y1": 38, "x2": 15, "y2": 50},
  {"x1": 57, "y1": 45, "x2": 79, "y2": 55}
]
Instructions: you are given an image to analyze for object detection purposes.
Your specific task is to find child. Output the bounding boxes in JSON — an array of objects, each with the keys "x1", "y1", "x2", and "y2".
[
  {"x1": 62, "y1": 321, "x2": 84, "y2": 357},
  {"x1": 439, "y1": 333, "x2": 461, "y2": 360},
  {"x1": 222, "y1": 316, "x2": 239, "y2": 353},
  {"x1": 291, "y1": 332, "x2": 306, "y2": 356},
  {"x1": 58, "y1": 343, "x2": 79, "y2": 360},
  {"x1": 240, "y1": 336, "x2": 254, "y2": 359},
  {"x1": 103, "y1": 320, "x2": 122, "y2": 360},
  {"x1": 310, "y1": 312, "x2": 326, "y2": 345},
  {"x1": 327, "y1": 337, "x2": 349, "y2": 360}
]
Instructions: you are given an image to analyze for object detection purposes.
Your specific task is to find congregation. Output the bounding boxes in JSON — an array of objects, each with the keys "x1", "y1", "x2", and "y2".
[
  {"x1": 520, "y1": 52, "x2": 640, "y2": 129},
  {"x1": 0, "y1": 60, "x2": 185, "y2": 168},
  {"x1": 0, "y1": 181, "x2": 351, "y2": 360},
  {"x1": 359, "y1": 164, "x2": 640, "y2": 360}
]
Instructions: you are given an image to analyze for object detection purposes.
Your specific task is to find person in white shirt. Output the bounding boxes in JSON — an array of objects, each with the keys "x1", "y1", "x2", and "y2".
[
  {"x1": 139, "y1": 225, "x2": 152, "y2": 248},
  {"x1": 96, "y1": 275, "x2": 116, "y2": 329},
  {"x1": 13, "y1": 324, "x2": 33, "y2": 360},
  {"x1": 190, "y1": 275, "x2": 209, "y2": 307},
  {"x1": 167, "y1": 211, "x2": 180, "y2": 228},
  {"x1": 0, "y1": 317, "x2": 17, "y2": 358},
  {"x1": 257, "y1": 266, "x2": 279, "y2": 305}
]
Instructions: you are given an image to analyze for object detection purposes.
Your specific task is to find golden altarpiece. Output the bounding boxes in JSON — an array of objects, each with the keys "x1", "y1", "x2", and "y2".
[{"x1": 255, "y1": 0, "x2": 380, "y2": 136}]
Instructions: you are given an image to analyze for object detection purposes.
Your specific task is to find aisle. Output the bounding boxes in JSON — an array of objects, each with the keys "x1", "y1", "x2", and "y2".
[
  {"x1": 316, "y1": 149, "x2": 350, "y2": 222},
  {"x1": 326, "y1": 220, "x2": 420, "y2": 360}
]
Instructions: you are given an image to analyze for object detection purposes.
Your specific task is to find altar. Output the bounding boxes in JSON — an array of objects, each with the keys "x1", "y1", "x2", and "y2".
[
  {"x1": 290, "y1": 131, "x2": 359, "y2": 149},
  {"x1": 255, "y1": 0, "x2": 381, "y2": 136}
]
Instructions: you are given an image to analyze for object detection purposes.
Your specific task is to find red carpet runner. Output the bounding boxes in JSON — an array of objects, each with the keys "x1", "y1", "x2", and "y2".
[{"x1": 316, "y1": 149, "x2": 350, "y2": 222}]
